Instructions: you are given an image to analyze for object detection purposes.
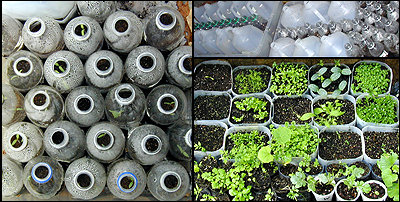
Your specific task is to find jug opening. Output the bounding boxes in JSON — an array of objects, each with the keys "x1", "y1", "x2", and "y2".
[
  {"x1": 77, "y1": 97, "x2": 92, "y2": 112},
  {"x1": 178, "y1": 54, "x2": 192, "y2": 75},
  {"x1": 161, "y1": 171, "x2": 182, "y2": 192},
  {"x1": 13, "y1": 57, "x2": 33, "y2": 77},
  {"x1": 158, "y1": 94, "x2": 178, "y2": 114},
  {"x1": 118, "y1": 89, "x2": 132, "y2": 99},
  {"x1": 51, "y1": 129, "x2": 69, "y2": 149},
  {"x1": 75, "y1": 24, "x2": 89, "y2": 37},
  {"x1": 183, "y1": 57, "x2": 192, "y2": 72},
  {"x1": 140, "y1": 56, "x2": 154, "y2": 70},
  {"x1": 160, "y1": 13, "x2": 174, "y2": 26},
  {"x1": 10, "y1": 133, "x2": 24, "y2": 149},
  {"x1": 115, "y1": 19, "x2": 129, "y2": 33},
  {"x1": 76, "y1": 173, "x2": 92, "y2": 189},
  {"x1": 121, "y1": 176, "x2": 136, "y2": 189},
  {"x1": 142, "y1": 135, "x2": 162, "y2": 155},
  {"x1": 16, "y1": 60, "x2": 30, "y2": 74},
  {"x1": 33, "y1": 93, "x2": 47, "y2": 107},
  {"x1": 52, "y1": 131, "x2": 64, "y2": 144},
  {"x1": 96, "y1": 59, "x2": 111, "y2": 71},
  {"x1": 34, "y1": 166, "x2": 49, "y2": 179},
  {"x1": 156, "y1": 11, "x2": 176, "y2": 30},
  {"x1": 145, "y1": 137, "x2": 160, "y2": 152},
  {"x1": 32, "y1": 162, "x2": 52, "y2": 183},
  {"x1": 29, "y1": 21, "x2": 42, "y2": 33},
  {"x1": 115, "y1": 84, "x2": 135, "y2": 105},
  {"x1": 96, "y1": 132, "x2": 112, "y2": 148},
  {"x1": 95, "y1": 57, "x2": 113, "y2": 76},
  {"x1": 53, "y1": 60, "x2": 68, "y2": 75},
  {"x1": 185, "y1": 129, "x2": 192, "y2": 147}
]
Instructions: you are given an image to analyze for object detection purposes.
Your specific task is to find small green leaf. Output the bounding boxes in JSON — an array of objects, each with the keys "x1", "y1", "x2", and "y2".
[
  {"x1": 258, "y1": 146, "x2": 273, "y2": 163},
  {"x1": 16, "y1": 108, "x2": 24, "y2": 111},
  {"x1": 318, "y1": 88, "x2": 327, "y2": 96},
  {"x1": 322, "y1": 79, "x2": 332, "y2": 88},
  {"x1": 10, "y1": 75, "x2": 19, "y2": 80},
  {"x1": 11, "y1": 139, "x2": 18, "y2": 146},
  {"x1": 341, "y1": 68, "x2": 351, "y2": 75},
  {"x1": 330, "y1": 73, "x2": 341, "y2": 81},
  {"x1": 58, "y1": 65, "x2": 65, "y2": 72},
  {"x1": 331, "y1": 66, "x2": 341, "y2": 73},
  {"x1": 330, "y1": 110, "x2": 345, "y2": 117},
  {"x1": 129, "y1": 179, "x2": 134, "y2": 188},
  {"x1": 16, "y1": 133, "x2": 20, "y2": 140},
  {"x1": 309, "y1": 84, "x2": 319, "y2": 92},
  {"x1": 98, "y1": 133, "x2": 106, "y2": 138},
  {"x1": 332, "y1": 90, "x2": 341, "y2": 97},
  {"x1": 109, "y1": 109, "x2": 123, "y2": 118},
  {"x1": 339, "y1": 80, "x2": 347, "y2": 91},
  {"x1": 318, "y1": 67, "x2": 327, "y2": 75},
  {"x1": 311, "y1": 74, "x2": 319, "y2": 81},
  {"x1": 314, "y1": 108, "x2": 323, "y2": 115},
  {"x1": 300, "y1": 113, "x2": 315, "y2": 121}
]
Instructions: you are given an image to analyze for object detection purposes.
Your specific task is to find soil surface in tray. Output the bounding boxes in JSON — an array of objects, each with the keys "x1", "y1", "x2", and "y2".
[
  {"x1": 326, "y1": 163, "x2": 346, "y2": 178},
  {"x1": 350, "y1": 161, "x2": 370, "y2": 177},
  {"x1": 315, "y1": 182, "x2": 334, "y2": 195},
  {"x1": 313, "y1": 99, "x2": 355, "y2": 126},
  {"x1": 224, "y1": 131, "x2": 269, "y2": 151},
  {"x1": 302, "y1": 162, "x2": 323, "y2": 176},
  {"x1": 319, "y1": 131, "x2": 362, "y2": 160},
  {"x1": 363, "y1": 182, "x2": 385, "y2": 199},
  {"x1": 230, "y1": 98, "x2": 270, "y2": 124},
  {"x1": 194, "y1": 95, "x2": 230, "y2": 120},
  {"x1": 194, "y1": 63, "x2": 231, "y2": 91},
  {"x1": 194, "y1": 125, "x2": 225, "y2": 151},
  {"x1": 273, "y1": 97, "x2": 311, "y2": 124},
  {"x1": 337, "y1": 182, "x2": 358, "y2": 200},
  {"x1": 210, "y1": 190, "x2": 230, "y2": 201},
  {"x1": 309, "y1": 65, "x2": 350, "y2": 93},
  {"x1": 244, "y1": 167, "x2": 270, "y2": 190},
  {"x1": 372, "y1": 164, "x2": 382, "y2": 177},
  {"x1": 364, "y1": 131, "x2": 399, "y2": 159},
  {"x1": 232, "y1": 67, "x2": 270, "y2": 94},
  {"x1": 271, "y1": 174, "x2": 290, "y2": 194},
  {"x1": 280, "y1": 163, "x2": 298, "y2": 177}
]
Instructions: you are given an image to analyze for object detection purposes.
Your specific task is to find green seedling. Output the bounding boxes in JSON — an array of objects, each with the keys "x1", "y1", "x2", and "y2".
[
  {"x1": 204, "y1": 75, "x2": 214, "y2": 80},
  {"x1": 300, "y1": 100, "x2": 345, "y2": 127},
  {"x1": 109, "y1": 109, "x2": 124, "y2": 118}
]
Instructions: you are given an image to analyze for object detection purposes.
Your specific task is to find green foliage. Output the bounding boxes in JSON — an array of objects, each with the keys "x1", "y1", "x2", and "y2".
[
  {"x1": 80, "y1": 24, "x2": 85, "y2": 36},
  {"x1": 54, "y1": 62, "x2": 65, "y2": 73},
  {"x1": 235, "y1": 69, "x2": 268, "y2": 94},
  {"x1": 309, "y1": 61, "x2": 351, "y2": 96},
  {"x1": 317, "y1": 88, "x2": 327, "y2": 96},
  {"x1": 194, "y1": 142, "x2": 207, "y2": 152},
  {"x1": 352, "y1": 62, "x2": 390, "y2": 95},
  {"x1": 233, "y1": 97, "x2": 269, "y2": 122},
  {"x1": 201, "y1": 194, "x2": 217, "y2": 201},
  {"x1": 109, "y1": 109, "x2": 124, "y2": 118},
  {"x1": 264, "y1": 188, "x2": 274, "y2": 201},
  {"x1": 290, "y1": 171, "x2": 307, "y2": 188},
  {"x1": 257, "y1": 146, "x2": 273, "y2": 163},
  {"x1": 342, "y1": 165, "x2": 371, "y2": 193},
  {"x1": 298, "y1": 155, "x2": 321, "y2": 173},
  {"x1": 270, "y1": 62, "x2": 308, "y2": 96},
  {"x1": 334, "y1": 59, "x2": 341, "y2": 67},
  {"x1": 377, "y1": 151, "x2": 399, "y2": 201},
  {"x1": 300, "y1": 100, "x2": 345, "y2": 127},
  {"x1": 194, "y1": 184, "x2": 202, "y2": 201},
  {"x1": 98, "y1": 133, "x2": 106, "y2": 138},
  {"x1": 356, "y1": 95, "x2": 397, "y2": 124},
  {"x1": 194, "y1": 161, "x2": 200, "y2": 173},
  {"x1": 204, "y1": 75, "x2": 214, "y2": 80},
  {"x1": 129, "y1": 177, "x2": 134, "y2": 188},
  {"x1": 232, "y1": 115, "x2": 244, "y2": 122}
]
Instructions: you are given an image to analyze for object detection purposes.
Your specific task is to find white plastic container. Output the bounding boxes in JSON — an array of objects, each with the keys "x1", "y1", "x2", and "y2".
[
  {"x1": 360, "y1": 180, "x2": 388, "y2": 201},
  {"x1": 230, "y1": 2, "x2": 251, "y2": 18},
  {"x1": 216, "y1": 1, "x2": 235, "y2": 19},
  {"x1": 318, "y1": 32, "x2": 350, "y2": 57},
  {"x1": 246, "y1": 1, "x2": 275, "y2": 20},
  {"x1": 215, "y1": 27, "x2": 240, "y2": 55},
  {"x1": 193, "y1": 60, "x2": 233, "y2": 93},
  {"x1": 222, "y1": 125, "x2": 271, "y2": 153},
  {"x1": 311, "y1": 174, "x2": 336, "y2": 201},
  {"x1": 302, "y1": 1, "x2": 331, "y2": 25},
  {"x1": 194, "y1": 91, "x2": 232, "y2": 124},
  {"x1": 271, "y1": 94, "x2": 314, "y2": 127},
  {"x1": 200, "y1": 29, "x2": 223, "y2": 54},
  {"x1": 232, "y1": 25, "x2": 264, "y2": 54},
  {"x1": 280, "y1": 2, "x2": 304, "y2": 28},
  {"x1": 327, "y1": 1, "x2": 357, "y2": 22},
  {"x1": 204, "y1": 3, "x2": 220, "y2": 21},
  {"x1": 362, "y1": 126, "x2": 399, "y2": 165},
  {"x1": 334, "y1": 178, "x2": 361, "y2": 201},
  {"x1": 194, "y1": 120, "x2": 227, "y2": 162},
  {"x1": 318, "y1": 126, "x2": 365, "y2": 167},
  {"x1": 293, "y1": 36, "x2": 321, "y2": 57},
  {"x1": 194, "y1": 30, "x2": 209, "y2": 55},
  {"x1": 269, "y1": 37, "x2": 295, "y2": 57}
]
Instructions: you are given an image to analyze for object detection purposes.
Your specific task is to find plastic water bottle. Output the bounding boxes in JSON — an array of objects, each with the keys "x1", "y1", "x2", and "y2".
[
  {"x1": 127, "y1": 124, "x2": 169, "y2": 165},
  {"x1": 280, "y1": 3, "x2": 305, "y2": 28},
  {"x1": 2, "y1": 84, "x2": 26, "y2": 126},
  {"x1": 232, "y1": 25, "x2": 264, "y2": 53},
  {"x1": 319, "y1": 32, "x2": 350, "y2": 56},
  {"x1": 329, "y1": 21, "x2": 342, "y2": 33},
  {"x1": 64, "y1": 16, "x2": 104, "y2": 59},
  {"x1": 21, "y1": 17, "x2": 64, "y2": 59},
  {"x1": 84, "y1": 50, "x2": 124, "y2": 93},
  {"x1": 5, "y1": 50, "x2": 43, "y2": 92},
  {"x1": 43, "y1": 121, "x2": 85, "y2": 163},
  {"x1": 302, "y1": 1, "x2": 331, "y2": 25},
  {"x1": 341, "y1": 19, "x2": 353, "y2": 33},
  {"x1": 105, "y1": 83, "x2": 146, "y2": 130},
  {"x1": 165, "y1": 46, "x2": 192, "y2": 89},
  {"x1": 23, "y1": 156, "x2": 64, "y2": 199},
  {"x1": 125, "y1": 46, "x2": 166, "y2": 89},
  {"x1": 293, "y1": 36, "x2": 321, "y2": 57},
  {"x1": 269, "y1": 37, "x2": 296, "y2": 57},
  {"x1": 167, "y1": 121, "x2": 192, "y2": 161},
  {"x1": 65, "y1": 86, "x2": 105, "y2": 127},
  {"x1": 352, "y1": 18, "x2": 363, "y2": 32},
  {"x1": 76, "y1": 1, "x2": 116, "y2": 23},
  {"x1": 146, "y1": 84, "x2": 187, "y2": 126},
  {"x1": 86, "y1": 122, "x2": 125, "y2": 163},
  {"x1": 44, "y1": 51, "x2": 85, "y2": 94},
  {"x1": 143, "y1": 6, "x2": 185, "y2": 51},
  {"x1": 383, "y1": 33, "x2": 399, "y2": 54},
  {"x1": 287, "y1": 27, "x2": 298, "y2": 40},
  {"x1": 344, "y1": 43, "x2": 362, "y2": 56},
  {"x1": 296, "y1": 26, "x2": 309, "y2": 39},
  {"x1": 327, "y1": 1, "x2": 357, "y2": 22},
  {"x1": 384, "y1": 20, "x2": 399, "y2": 34},
  {"x1": 276, "y1": 27, "x2": 290, "y2": 39},
  {"x1": 3, "y1": 122, "x2": 44, "y2": 163},
  {"x1": 64, "y1": 157, "x2": 106, "y2": 200},
  {"x1": 107, "y1": 159, "x2": 147, "y2": 200},
  {"x1": 316, "y1": 22, "x2": 329, "y2": 36},
  {"x1": 2, "y1": 157, "x2": 24, "y2": 197},
  {"x1": 103, "y1": 11, "x2": 143, "y2": 53},
  {"x1": 386, "y1": 4, "x2": 399, "y2": 22},
  {"x1": 24, "y1": 85, "x2": 64, "y2": 128},
  {"x1": 371, "y1": 28, "x2": 386, "y2": 42},
  {"x1": 367, "y1": 40, "x2": 388, "y2": 57},
  {"x1": 361, "y1": 24, "x2": 373, "y2": 39},
  {"x1": 2, "y1": 14, "x2": 23, "y2": 57},
  {"x1": 147, "y1": 160, "x2": 190, "y2": 201},
  {"x1": 374, "y1": 15, "x2": 387, "y2": 30}
]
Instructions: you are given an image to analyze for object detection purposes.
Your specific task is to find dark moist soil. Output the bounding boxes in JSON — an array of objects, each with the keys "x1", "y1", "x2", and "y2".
[
  {"x1": 194, "y1": 63, "x2": 231, "y2": 91},
  {"x1": 337, "y1": 181, "x2": 358, "y2": 200},
  {"x1": 52, "y1": 131, "x2": 64, "y2": 144},
  {"x1": 17, "y1": 60, "x2": 30, "y2": 73},
  {"x1": 10, "y1": 135, "x2": 23, "y2": 148},
  {"x1": 118, "y1": 89, "x2": 132, "y2": 99},
  {"x1": 164, "y1": 174, "x2": 178, "y2": 189},
  {"x1": 273, "y1": 97, "x2": 311, "y2": 124},
  {"x1": 319, "y1": 131, "x2": 362, "y2": 160},
  {"x1": 33, "y1": 93, "x2": 47, "y2": 106},
  {"x1": 54, "y1": 61, "x2": 67, "y2": 73},
  {"x1": 35, "y1": 166, "x2": 49, "y2": 179},
  {"x1": 364, "y1": 131, "x2": 399, "y2": 159},
  {"x1": 230, "y1": 98, "x2": 270, "y2": 124},
  {"x1": 195, "y1": 173, "x2": 210, "y2": 189},
  {"x1": 160, "y1": 13, "x2": 173, "y2": 25},
  {"x1": 372, "y1": 164, "x2": 382, "y2": 177},
  {"x1": 232, "y1": 68, "x2": 271, "y2": 94},
  {"x1": 271, "y1": 174, "x2": 291, "y2": 193},
  {"x1": 315, "y1": 182, "x2": 334, "y2": 195},
  {"x1": 193, "y1": 125, "x2": 225, "y2": 151},
  {"x1": 302, "y1": 162, "x2": 323, "y2": 176},
  {"x1": 309, "y1": 65, "x2": 350, "y2": 93},
  {"x1": 252, "y1": 189, "x2": 275, "y2": 201},
  {"x1": 198, "y1": 155, "x2": 218, "y2": 173},
  {"x1": 262, "y1": 162, "x2": 278, "y2": 176},
  {"x1": 194, "y1": 95, "x2": 230, "y2": 120},
  {"x1": 326, "y1": 163, "x2": 346, "y2": 178},
  {"x1": 352, "y1": 63, "x2": 390, "y2": 94},
  {"x1": 140, "y1": 56, "x2": 154, "y2": 69},
  {"x1": 350, "y1": 161, "x2": 370, "y2": 177},
  {"x1": 77, "y1": 173, "x2": 91, "y2": 188},
  {"x1": 77, "y1": 97, "x2": 91, "y2": 111},
  {"x1": 29, "y1": 21, "x2": 42, "y2": 32},
  {"x1": 145, "y1": 137, "x2": 159, "y2": 152},
  {"x1": 121, "y1": 176, "x2": 135, "y2": 189},
  {"x1": 115, "y1": 19, "x2": 128, "y2": 32},
  {"x1": 161, "y1": 97, "x2": 175, "y2": 111},
  {"x1": 75, "y1": 24, "x2": 88, "y2": 36},
  {"x1": 363, "y1": 182, "x2": 385, "y2": 199},
  {"x1": 97, "y1": 133, "x2": 111, "y2": 147},
  {"x1": 244, "y1": 167, "x2": 270, "y2": 190},
  {"x1": 313, "y1": 99, "x2": 355, "y2": 125},
  {"x1": 279, "y1": 163, "x2": 298, "y2": 177},
  {"x1": 210, "y1": 190, "x2": 230, "y2": 201},
  {"x1": 225, "y1": 131, "x2": 269, "y2": 152},
  {"x1": 183, "y1": 57, "x2": 192, "y2": 72},
  {"x1": 97, "y1": 59, "x2": 110, "y2": 71}
]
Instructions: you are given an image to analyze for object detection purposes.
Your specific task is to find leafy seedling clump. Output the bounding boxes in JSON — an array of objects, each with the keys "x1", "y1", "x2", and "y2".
[
  {"x1": 356, "y1": 95, "x2": 398, "y2": 124},
  {"x1": 352, "y1": 62, "x2": 390, "y2": 95},
  {"x1": 233, "y1": 67, "x2": 270, "y2": 94},
  {"x1": 269, "y1": 62, "x2": 308, "y2": 96}
]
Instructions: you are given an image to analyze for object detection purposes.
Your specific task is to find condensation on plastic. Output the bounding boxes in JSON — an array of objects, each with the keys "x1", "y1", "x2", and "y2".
[
  {"x1": 231, "y1": 65, "x2": 272, "y2": 97},
  {"x1": 77, "y1": 1, "x2": 116, "y2": 23},
  {"x1": 194, "y1": 120, "x2": 228, "y2": 162},
  {"x1": 165, "y1": 46, "x2": 192, "y2": 89},
  {"x1": 362, "y1": 126, "x2": 399, "y2": 165},
  {"x1": 2, "y1": 14, "x2": 24, "y2": 57},
  {"x1": 2, "y1": 157, "x2": 24, "y2": 197},
  {"x1": 2, "y1": 84, "x2": 26, "y2": 126},
  {"x1": 194, "y1": 90, "x2": 232, "y2": 124},
  {"x1": 271, "y1": 94, "x2": 313, "y2": 127},
  {"x1": 269, "y1": 37, "x2": 296, "y2": 57},
  {"x1": 167, "y1": 121, "x2": 192, "y2": 161}
]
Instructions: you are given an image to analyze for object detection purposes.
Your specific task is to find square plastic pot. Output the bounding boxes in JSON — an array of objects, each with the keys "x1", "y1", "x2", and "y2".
[
  {"x1": 269, "y1": 62, "x2": 309, "y2": 98},
  {"x1": 194, "y1": 90, "x2": 232, "y2": 124},
  {"x1": 194, "y1": 120, "x2": 228, "y2": 162},
  {"x1": 271, "y1": 94, "x2": 313, "y2": 127},
  {"x1": 231, "y1": 65, "x2": 272, "y2": 97},
  {"x1": 362, "y1": 126, "x2": 399, "y2": 165},
  {"x1": 194, "y1": 60, "x2": 232, "y2": 93}
]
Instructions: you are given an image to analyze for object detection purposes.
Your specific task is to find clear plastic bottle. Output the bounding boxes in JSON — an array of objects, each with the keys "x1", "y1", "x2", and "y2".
[
  {"x1": 85, "y1": 50, "x2": 123, "y2": 93},
  {"x1": 371, "y1": 28, "x2": 386, "y2": 42},
  {"x1": 147, "y1": 160, "x2": 190, "y2": 201},
  {"x1": 276, "y1": 27, "x2": 290, "y2": 39},
  {"x1": 44, "y1": 50, "x2": 85, "y2": 94},
  {"x1": 43, "y1": 121, "x2": 85, "y2": 163},
  {"x1": 232, "y1": 25, "x2": 264, "y2": 53},
  {"x1": 143, "y1": 6, "x2": 185, "y2": 51},
  {"x1": 23, "y1": 156, "x2": 64, "y2": 199},
  {"x1": 215, "y1": 27, "x2": 240, "y2": 55},
  {"x1": 5, "y1": 50, "x2": 43, "y2": 92},
  {"x1": 65, "y1": 86, "x2": 105, "y2": 127},
  {"x1": 293, "y1": 36, "x2": 321, "y2": 57},
  {"x1": 64, "y1": 16, "x2": 104, "y2": 59},
  {"x1": 356, "y1": 8, "x2": 366, "y2": 19},
  {"x1": 246, "y1": 1, "x2": 274, "y2": 20},
  {"x1": 146, "y1": 84, "x2": 187, "y2": 126},
  {"x1": 364, "y1": 10, "x2": 376, "y2": 25},
  {"x1": 64, "y1": 157, "x2": 106, "y2": 200},
  {"x1": 386, "y1": 4, "x2": 399, "y2": 22},
  {"x1": 2, "y1": 84, "x2": 26, "y2": 126},
  {"x1": 2, "y1": 157, "x2": 24, "y2": 197},
  {"x1": 3, "y1": 122, "x2": 44, "y2": 163},
  {"x1": 319, "y1": 32, "x2": 350, "y2": 57},
  {"x1": 103, "y1": 11, "x2": 143, "y2": 53},
  {"x1": 2, "y1": 14, "x2": 23, "y2": 57},
  {"x1": 296, "y1": 26, "x2": 308, "y2": 39},
  {"x1": 280, "y1": 3, "x2": 304, "y2": 29},
  {"x1": 327, "y1": 1, "x2": 357, "y2": 22},
  {"x1": 24, "y1": 85, "x2": 64, "y2": 128},
  {"x1": 373, "y1": 14, "x2": 387, "y2": 30},
  {"x1": 367, "y1": 40, "x2": 388, "y2": 57},
  {"x1": 269, "y1": 37, "x2": 296, "y2": 57},
  {"x1": 361, "y1": 24, "x2": 373, "y2": 39},
  {"x1": 127, "y1": 124, "x2": 169, "y2": 165},
  {"x1": 344, "y1": 43, "x2": 362, "y2": 57},
  {"x1": 86, "y1": 122, "x2": 125, "y2": 163},
  {"x1": 76, "y1": 1, "x2": 116, "y2": 23},
  {"x1": 383, "y1": 33, "x2": 399, "y2": 54},
  {"x1": 125, "y1": 46, "x2": 166, "y2": 89},
  {"x1": 21, "y1": 17, "x2": 64, "y2": 59},
  {"x1": 340, "y1": 19, "x2": 353, "y2": 33},
  {"x1": 204, "y1": 3, "x2": 220, "y2": 21},
  {"x1": 167, "y1": 121, "x2": 192, "y2": 161},
  {"x1": 107, "y1": 159, "x2": 147, "y2": 200},
  {"x1": 104, "y1": 83, "x2": 146, "y2": 130},
  {"x1": 352, "y1": 18, "x2": 363, "y2": 33},
  {"x1": 316, "y1": 22, "x2": 329, "y2": 36},
  {"x1": 302, "y1": 1, "x2": 331, "y2": 25},
  {"x1": 165, "y1": 46, "x2": 192, "y2": 89},
  {"x1": 200, "y1": 29, "x2": 224, "y2": 54},
  {"x1": 329, "y1": 21, "x2": 342, "y2": 33},
  {"x1": 384, "y1": 20, "x2": 399, "y2": 34}
]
